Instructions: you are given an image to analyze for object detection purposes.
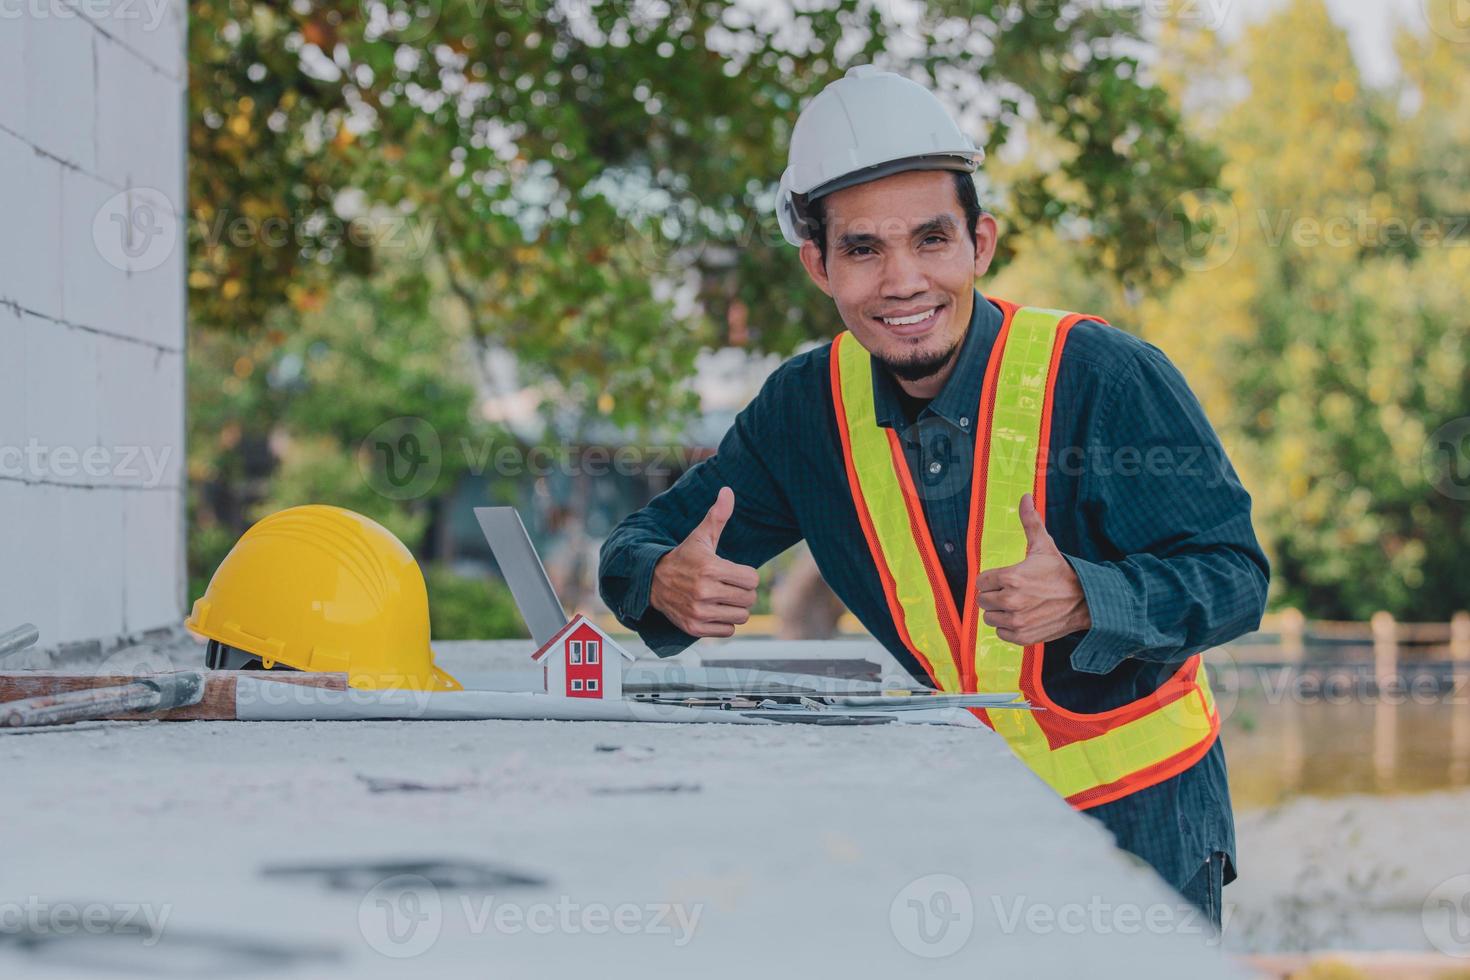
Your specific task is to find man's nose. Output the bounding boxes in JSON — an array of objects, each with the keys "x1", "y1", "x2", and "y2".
[{"x1": 881, "y1": 248, "x2": 928, "y2": 299}]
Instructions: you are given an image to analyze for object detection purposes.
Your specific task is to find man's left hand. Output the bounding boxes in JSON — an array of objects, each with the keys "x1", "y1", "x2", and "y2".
[{"x1": 975, "y1": 493, "x2": 1092, "y2": 646}]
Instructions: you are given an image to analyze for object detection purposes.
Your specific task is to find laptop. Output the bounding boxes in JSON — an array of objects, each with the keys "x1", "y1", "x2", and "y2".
[{"x1": 473, "y1": 507, "x2": 570, "y2": 647}]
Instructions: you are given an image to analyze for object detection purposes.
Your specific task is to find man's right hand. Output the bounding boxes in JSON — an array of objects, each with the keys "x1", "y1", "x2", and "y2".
[{"x1": 649, "y1": 486, "x2": 760, "y2": 638}]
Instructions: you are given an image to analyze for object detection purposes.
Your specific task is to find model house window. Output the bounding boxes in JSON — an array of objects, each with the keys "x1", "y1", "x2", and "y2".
[
  {"x1": 569, "y1": 640, "x2": 582, "y2": 664},
  {"x1": 586, "y1": 641, "x2": 599, "y2": 664},
  {"x1": 571, "y1": 679, "x2": 583, "y2": 691},
  {"x1": 587, "y1": 679, "x2": 598, "y2": 691}
]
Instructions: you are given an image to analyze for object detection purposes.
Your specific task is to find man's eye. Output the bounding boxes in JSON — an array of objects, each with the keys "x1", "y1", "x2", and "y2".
[
  {"x1": 921, "y1": 235, "x2": 947, "y2": 246},
  {"x1": 848, "y1": 245, "x2": 876, "y2": 256}
]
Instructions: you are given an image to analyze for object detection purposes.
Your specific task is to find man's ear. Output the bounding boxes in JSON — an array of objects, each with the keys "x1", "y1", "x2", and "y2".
[
  {"x1": 972, "y1": 211, "x2": 999, "y2": 279},
  {"x1": 798, "y1": 239, "x2": 833, "y2": 297}
]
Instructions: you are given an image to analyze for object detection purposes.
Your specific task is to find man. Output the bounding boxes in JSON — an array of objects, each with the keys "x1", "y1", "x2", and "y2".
[{"x1": 598, "y1": 66, "x2": 1268, "y2": 929}]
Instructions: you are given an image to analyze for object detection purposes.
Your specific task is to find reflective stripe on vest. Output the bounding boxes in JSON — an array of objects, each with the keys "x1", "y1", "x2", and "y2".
[{"x1": 829, "y1": 298, "x2": 1219, "y2": 810}]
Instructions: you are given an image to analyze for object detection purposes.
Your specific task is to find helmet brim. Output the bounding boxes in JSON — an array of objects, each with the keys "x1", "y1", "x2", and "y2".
[
  {"x1": 430, "y1": 664, "x2": 463, "y2": 692},
  {"x1": 805, "y1": 153, "x2": 980, "y2": 204}
]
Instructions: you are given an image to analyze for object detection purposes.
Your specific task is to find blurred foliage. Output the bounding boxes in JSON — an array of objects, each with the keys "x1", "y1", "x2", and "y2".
[
  {"x1": 187, "y1": 262, "x2": 486, "y2": 601},
  {"x1": 996, "y1": 0, "x2": 1470, "y2": 620},
  {"x1": 188, "y1": 0, "x2": 1218, "y2": 426},
  {"x1": 1145, "y1": 0, "x2": 1470, "y2": 620},
  {"x1": 424, "y1": 565, "x2": 528, "y2": 640}
]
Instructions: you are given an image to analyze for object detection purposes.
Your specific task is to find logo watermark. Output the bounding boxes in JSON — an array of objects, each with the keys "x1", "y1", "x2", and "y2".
[
  {"x1": 359, "y1": 417, "x2": 442, "y2": 501},
  {"x1": 1423, "y1": 873, "x2": 1470, "y2": 957},
  {"x1": 903, "y1": 417, "x2": 976, "y2": 506},
  {"x1": 1258, "y1": 209, "x2": 1470, "y2": 251},
  {"x1": 889, "y1": 874, "x2": 1227, "y2": 957},
  {"x1": 0, "y1": 0, "x2": 172, "y2": 31},
  {"x1": 234, "y1": 679, "x2": 439, "y2": 717},
  {"x1": 990, "y1": 893, "x2": 1229, "y2": 943},
  {"x1": 1161, "y1": 194, "x2": 1470, "y2": 271},
  {"x1": 0, "y1": 440, "x2": 174, "y2": 488},
  {"x1": 356, "y1": 874, "x2": 704, "y2": 958},
  {"x1": 1421, "y1": 0, "x2": 1470, "y2": 45},
  {"x1": 359, "y1": 875, "x2": 442, "y2": 959},
  {"x1": 360, "y1": 0, "x2": 442, "y2": 43},
  {"x1": 889, "y1": 873, "x2": 974, "y2": 958},
  {"x1": 1047, "y1": 443, "x2": 1230, "y2": 486},
  {"x1": 0, "y1": 898, "x2": 172, "y2": 947},
  {"x1": 355, "y1": 417, "x2": 1241, "y2": 503},
  {"x1": 1424, "y1": 417, "x2": 1470, "y2": 501},
  {"x1": 356, "y1": 416, "x2": 732, "y2": 500},
  {"x1": 1156, "y1": 188, "x2": 1239, "y2": 272},
  {"x1": 1163, "y1": 651, "x2": 1470, "y2": 740},
  {"x1": 193, "y1": 209, "x2": 438, "y2": 260},
  {"x1": 93, "y1": 188, "x2": 178, "y2": 274}
]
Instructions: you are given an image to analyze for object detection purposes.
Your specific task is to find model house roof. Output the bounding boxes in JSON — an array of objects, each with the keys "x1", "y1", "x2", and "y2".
[{"x1": 529, "y1": 613, "x2": 637, "y2": 663}]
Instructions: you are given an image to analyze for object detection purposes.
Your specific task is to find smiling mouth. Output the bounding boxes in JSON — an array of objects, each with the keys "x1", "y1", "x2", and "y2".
[{"x1": 875, "y1": 305, "x2": 943, "y2": 334}]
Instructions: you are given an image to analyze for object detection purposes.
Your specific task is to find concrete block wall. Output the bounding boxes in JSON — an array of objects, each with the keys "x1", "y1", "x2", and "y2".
[{"x1": 0, "y1": 0, "x2": 187, "y2": 646}]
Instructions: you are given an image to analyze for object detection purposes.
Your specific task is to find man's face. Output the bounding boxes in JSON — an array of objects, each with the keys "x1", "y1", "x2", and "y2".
[{"x1": 798, "y1": 170, "x2": 996, "y2": 383}]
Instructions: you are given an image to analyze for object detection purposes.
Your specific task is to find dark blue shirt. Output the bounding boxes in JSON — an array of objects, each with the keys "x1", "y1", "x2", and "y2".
[{"x1": 598, "y1": 292, "x2": 1269, "y2": 892}]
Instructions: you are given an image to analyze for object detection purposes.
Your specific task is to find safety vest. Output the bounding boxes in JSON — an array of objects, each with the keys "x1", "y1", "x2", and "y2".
[{"x1": 829, "y1": 297, "x2": 1219, "y2": 810}]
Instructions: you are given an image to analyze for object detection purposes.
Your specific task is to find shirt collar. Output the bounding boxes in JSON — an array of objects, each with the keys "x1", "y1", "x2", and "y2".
[{"x1": 870, "y1": 291, "x2": 1003, "y2": 432}]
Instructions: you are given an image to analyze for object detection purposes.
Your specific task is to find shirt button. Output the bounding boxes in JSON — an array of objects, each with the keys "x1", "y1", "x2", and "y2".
[
  {"x1": 928, "y1": 461, "x2": 942, "y2": 475},
  {"x1": 943, "y1": 541, "x2": 955, "y2": 554},
  {"x1": 960, "y1": 416, "x2": 970, "y2": 428}
]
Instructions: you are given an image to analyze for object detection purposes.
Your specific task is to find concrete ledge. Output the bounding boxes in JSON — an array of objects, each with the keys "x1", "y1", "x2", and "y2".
[{"x1": 0, "y1": 712, "x2": 1250, "y2": 977}]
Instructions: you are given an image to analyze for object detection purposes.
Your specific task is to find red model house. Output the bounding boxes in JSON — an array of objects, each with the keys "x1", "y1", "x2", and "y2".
[{"x1": 530, "y1": 613, "x2": 635, "y2": 700}]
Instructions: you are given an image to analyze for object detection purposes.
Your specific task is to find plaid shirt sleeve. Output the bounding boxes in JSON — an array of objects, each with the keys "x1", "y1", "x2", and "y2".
[
  {"x1": 598, "y1": 369, "x2": 805, "y2": 656},
  {"x1": 1062, "y1": 343, "x2": 1270, "y2": 675}
]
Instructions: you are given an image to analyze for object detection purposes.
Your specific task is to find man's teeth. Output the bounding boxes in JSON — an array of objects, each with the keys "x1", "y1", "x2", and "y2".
[{"x1": 880, "y1": 308, "x2": 937, "y2": 326}]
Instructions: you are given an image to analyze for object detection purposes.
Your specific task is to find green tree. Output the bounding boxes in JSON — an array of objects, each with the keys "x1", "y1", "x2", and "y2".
[
  {"x1": 189, "y1": 0, "x2": 1221, "y2": 427},
  {"x1": 1140, "y1": 0, "x2": 1470, "y2": 619},
  {"x1": 187, "y1": 263, "x2": 484, "y2": 580}
]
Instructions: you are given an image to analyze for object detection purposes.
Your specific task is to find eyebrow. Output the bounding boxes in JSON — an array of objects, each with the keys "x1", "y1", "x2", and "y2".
[{"x1": 835, "y1": 214, "x2": 959, "y2": 251}]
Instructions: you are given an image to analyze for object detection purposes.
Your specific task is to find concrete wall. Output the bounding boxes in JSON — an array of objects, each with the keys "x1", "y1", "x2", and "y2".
[{"x1": 0, "y1": 1, "x2": 187, "y2": 645}]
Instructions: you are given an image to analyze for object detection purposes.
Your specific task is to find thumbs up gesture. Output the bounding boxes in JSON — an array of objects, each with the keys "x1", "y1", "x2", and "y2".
[
  {"x1": 650, "y1": 486, "x2": 762, "y2": 638},
  {"x1": 974, "y1": 493, "x2": 1092, "y2": 647}
]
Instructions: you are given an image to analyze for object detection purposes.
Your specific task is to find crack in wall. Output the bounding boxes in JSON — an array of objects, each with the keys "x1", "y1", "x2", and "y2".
[
  {"x1": 0, "y1": 473, "x2": 183, "y2": 492},
  {"x1": 1, "y1": 298, "x2": 184, "y2": 356},
  {"x1": 58, "y1": 0, "x2": 184, "y2": 84}
]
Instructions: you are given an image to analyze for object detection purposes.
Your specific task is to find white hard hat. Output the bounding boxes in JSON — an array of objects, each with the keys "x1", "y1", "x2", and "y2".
[{"x1": 776, "y1": 65, "x2": 983, "y2": 247}]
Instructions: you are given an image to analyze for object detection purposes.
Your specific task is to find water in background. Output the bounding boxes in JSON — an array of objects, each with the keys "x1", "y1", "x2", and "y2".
[{"x1": 1221, "y1": 673, "x2": 1470, "y2": 810}]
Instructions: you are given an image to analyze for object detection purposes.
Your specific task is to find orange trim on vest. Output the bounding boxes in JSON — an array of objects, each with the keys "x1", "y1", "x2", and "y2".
[
  {"x1": 829, "y1": 333, "x2": 945, "y2": 691},
  {"x1": 960, "y1": 297, "x2": 1018, "y2": 694},
  {"x1": 830, "y1": 297, "x2": 1221, "y2": 810},
  {"x1": 1012, "y1": 312, "x2": 1215, "y2": 752},
  {"x1": 1065, "y1": 693, "x2": 1221, "y2": 810},
  {"x1": 885, "y1": 427, "x2": 963, "y2": 673}
]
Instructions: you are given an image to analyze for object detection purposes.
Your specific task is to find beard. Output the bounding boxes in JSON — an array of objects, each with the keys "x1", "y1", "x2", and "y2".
[{"x1": 872, "y1": 333, "x2": 964, "y2": 383}]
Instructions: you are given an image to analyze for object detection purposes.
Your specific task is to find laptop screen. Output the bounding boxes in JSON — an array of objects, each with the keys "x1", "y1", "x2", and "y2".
[{"x1": 472, "y1": 507, "x2": 570, "y2": 647}]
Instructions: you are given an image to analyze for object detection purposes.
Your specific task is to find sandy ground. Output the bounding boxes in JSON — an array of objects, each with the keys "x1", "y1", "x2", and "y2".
[{"x1": 1226, "y1": 789, "x2": 1470, "y2": 958}]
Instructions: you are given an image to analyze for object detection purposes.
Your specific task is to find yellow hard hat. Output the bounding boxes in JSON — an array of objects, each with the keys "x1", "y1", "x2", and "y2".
[{"x1": 186, "y1": 505, "x2": 462, "y2": 692}]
